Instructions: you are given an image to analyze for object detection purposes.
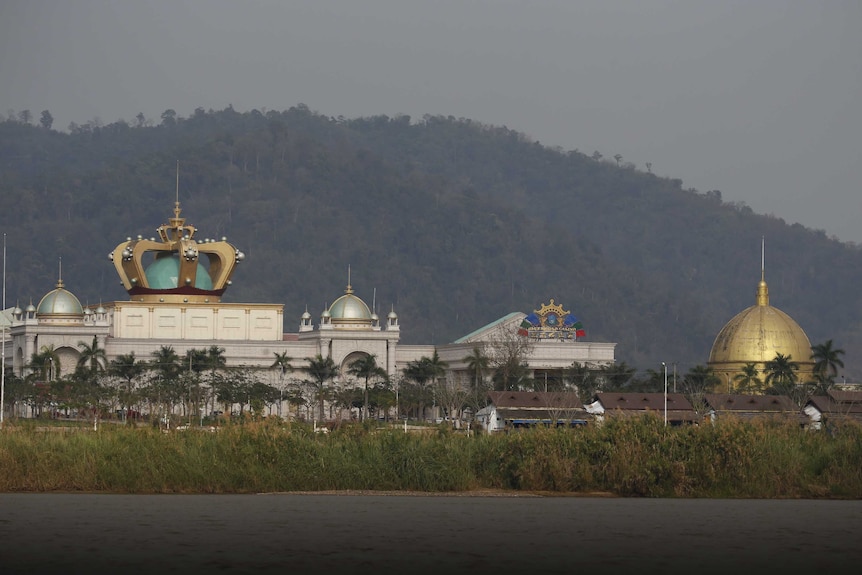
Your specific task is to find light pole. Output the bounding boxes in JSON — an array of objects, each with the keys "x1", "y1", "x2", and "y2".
[
  {"x1": 662, "y1": 362, "x2": 668, "y2": 426},
  {"x1": 278, "y1": 367, "x2": 285, "y2": 419},
  {"x1": 394, "y1": 375, "x2": 399, "y2": 421},
  {"x1": 1, "y1": 233, "x2": 5, "y2": 426}
]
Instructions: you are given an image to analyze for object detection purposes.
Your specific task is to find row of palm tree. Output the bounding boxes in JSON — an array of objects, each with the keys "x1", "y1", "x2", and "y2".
[
  {"x1": 10, "y1": 340, "x2": 280, "y2": 423},
  {"x1": 7, "y1": 336, "x2": 847, "y2": 423},
  {"x1": 729, "y1": 340, "x2": 846, "y2": 405},
  {"x1": 263, "y1": 339, "x2": 850, "y2": 424}
]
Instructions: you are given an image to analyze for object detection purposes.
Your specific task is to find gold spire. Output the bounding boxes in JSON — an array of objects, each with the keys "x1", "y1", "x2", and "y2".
[
  {"x1": 756, "y1": 236, "x2": 769, "y2": 306},
  {"x1": 56, "y1": 257, "x2": 64, "y2": 289}
]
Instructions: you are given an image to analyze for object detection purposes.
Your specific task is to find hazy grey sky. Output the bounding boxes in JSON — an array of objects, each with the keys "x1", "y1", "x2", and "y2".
[{"x1": 2, "y1": 0, "x2": 860, "y2": 243}]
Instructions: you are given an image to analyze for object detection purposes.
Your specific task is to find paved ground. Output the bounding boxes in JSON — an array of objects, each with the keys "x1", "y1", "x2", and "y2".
[{"x1": 1, "y1": 493, "x2": 860, "y2": 574}]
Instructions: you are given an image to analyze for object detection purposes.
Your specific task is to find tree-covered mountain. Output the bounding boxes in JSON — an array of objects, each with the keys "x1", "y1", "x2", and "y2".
[{"x1": 2, "y1": 105, "x2": 860, "y2": 378}]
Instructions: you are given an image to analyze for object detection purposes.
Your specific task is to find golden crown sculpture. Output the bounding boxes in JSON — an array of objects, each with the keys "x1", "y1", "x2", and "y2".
[{"x1": 109, "y1": 201, "x2": 244, "y2": 303}]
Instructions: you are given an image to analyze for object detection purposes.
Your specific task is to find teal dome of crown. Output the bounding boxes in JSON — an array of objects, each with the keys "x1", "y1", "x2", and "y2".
[{"x1": 145, "y1": 254, "x2": 214, "y2": 290}]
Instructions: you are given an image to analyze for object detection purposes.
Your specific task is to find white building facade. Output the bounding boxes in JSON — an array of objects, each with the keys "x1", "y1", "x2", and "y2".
[{"x1": 1, "y1": 203, "x2": 616, "y2": 419}]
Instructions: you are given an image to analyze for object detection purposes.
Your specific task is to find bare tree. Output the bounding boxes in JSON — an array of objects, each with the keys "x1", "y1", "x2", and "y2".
[
  {"x1": 540, "y1": 391, "x2": 583, "y2": 428},
  {"x1": 486, "y1": 324, "x2": 534, "y2": 391},
  {"x1": 435, "y1": 372, "x2": 470, "y2": 426}
]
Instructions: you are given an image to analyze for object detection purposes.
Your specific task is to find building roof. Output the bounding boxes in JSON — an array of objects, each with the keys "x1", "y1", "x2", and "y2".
[
  {"x1": 591, "y1": 393, "x2": 700, "y2": 422},
  {"x1": 454, "y1": 312, "x2": 522, "y2": 344},
  {"x1": 827, "y1": 389, "x2": 862, "y2": 406},
  {"x1": 488, "y1": 391, "x2": 583, "y2": 410},
  {"x1": 496, "y1": 409, "x2": 590, "y2": 423},
  {"x1": 705, "y1": 393, "x2": 807, "y2": 424},
  {"x1": 704, "y1": 393, "x2": 799, "y2": 413},
  {"x1": 594, "y1": 392, "x2": 693, "y2": 411},
  {"x1": 806, "y1": 390, "x2": 862, "y2": 417}
]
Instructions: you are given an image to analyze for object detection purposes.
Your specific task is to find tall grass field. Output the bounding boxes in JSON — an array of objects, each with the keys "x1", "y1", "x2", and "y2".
[{"x1": 2, "y1": 417, "x2": 860, "y2": 498}]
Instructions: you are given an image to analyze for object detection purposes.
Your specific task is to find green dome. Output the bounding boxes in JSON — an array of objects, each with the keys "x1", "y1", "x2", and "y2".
[
  {"x1": 329, "y1": 289, "x2": 372, "y2": 321},
  {"x1": 37, "y1": 284, "x2": 84, "y2": 316},
  {"x1": 145, "y1": 255, "x2": 213, "y2": 290}
]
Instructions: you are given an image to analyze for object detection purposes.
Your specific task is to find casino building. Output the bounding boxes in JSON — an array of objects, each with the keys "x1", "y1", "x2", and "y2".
[{"x1": 0, "y1": 200, "x2": 615, "y2": 418}]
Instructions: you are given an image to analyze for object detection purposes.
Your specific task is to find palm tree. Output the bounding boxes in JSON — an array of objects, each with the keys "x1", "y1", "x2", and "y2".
[
  {"x1": 302, "y1": 354, "x2": 338, "y2": 422},
  {"x1": 151, "y1": 345, "x2": 182, "y2": 423},
  {"x1": 109, "y1": 352, "x2": 146, "y2": 420},
  {"x1": 403, "y1": 352, "x2": 449, "y2": 420},
  {"x1": 206, "y1": 346, "x2": 227, "y2": 372},
  {"x1": 185, "y1": 348, "x2": 209, "y2": 374},
  {"x1": 271, "y1": 352, "x2": 293, "y2": 381},
  {"x1": 463, "y1": 347, "x2": 490, "y2": 411},
  {"x1": 426, "y1": 350, "x2": 449, "y2": 384},
  {"x1": 204, "y1": 346, "x2": 227, "y2": 414},
  {"x1": 810, "y1": 340, "x2": 845, "y2": 387},
  {"x1": 347, "y1": 354, "x2": 387, "y2": 421},
  {"x1": 733, "y1": 363, "x2": 762, "y2": 394},
  {"x1": 28, "y1": 345, "x2": 61, "y2": 381},
  {"x1": 270, "y1": 352, "x2": 293, "y2": 417},
  {"x1": 764, "y1": 353, "x2": 800, "y2": 392},
  {"x1": 151, "y1": 345, "x2": 181, "y2": 379},
  {"x1": 26, "y1": 345, "x2": 61, "y2": 417},
  {"x1": 426, "y1": 351, "x2": 449, "y2": 419},
  {"x1": 402, "y1": 358, "x2": 432, "y2": 419},
  {"x1": 76, "y1": 336, "x2": 107, "y2": 374}
]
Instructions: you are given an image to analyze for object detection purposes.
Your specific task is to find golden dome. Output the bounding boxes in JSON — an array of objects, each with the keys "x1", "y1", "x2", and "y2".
[{"x1": 708, "y1": 269, "x2": 814, "y2": 390}]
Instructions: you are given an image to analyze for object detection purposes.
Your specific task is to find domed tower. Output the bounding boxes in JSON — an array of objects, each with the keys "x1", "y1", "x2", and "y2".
[
  {"x1": 35, "y1": 270, "x2": 85, "y2": 326},
  {"x1": 299, "y1": 275, "x2": 399, "y2": 379},
  {"x1": 708, "y1": 244, "x2": 814, "y2": 392},
  {"x1": 326, "y1": 283, "x2": 374, "y2": 329},
  {"x1": 109, "y1": 199, "x2": 244, "y2": 303}
]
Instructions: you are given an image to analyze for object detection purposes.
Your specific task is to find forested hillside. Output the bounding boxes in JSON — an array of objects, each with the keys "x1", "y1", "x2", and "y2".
[{"x1": 1, "y1": 105, "x2": 860, "y2": 377}]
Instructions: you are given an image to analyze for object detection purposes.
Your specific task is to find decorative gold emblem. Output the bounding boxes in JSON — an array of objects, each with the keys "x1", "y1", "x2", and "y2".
[{"x1": 518, "y1": 299, "x2": 586, "y2": 340}]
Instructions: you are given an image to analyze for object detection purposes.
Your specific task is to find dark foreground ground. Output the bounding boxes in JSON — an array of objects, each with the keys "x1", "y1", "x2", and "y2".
[{"x1": 1, "y1": 492, "x2": 860, "y2": 575}]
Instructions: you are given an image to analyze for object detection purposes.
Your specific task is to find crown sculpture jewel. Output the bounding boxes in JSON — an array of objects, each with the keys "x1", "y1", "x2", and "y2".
[{"x1": 109, "y1": 200, "x2": 244, "y2": 303}]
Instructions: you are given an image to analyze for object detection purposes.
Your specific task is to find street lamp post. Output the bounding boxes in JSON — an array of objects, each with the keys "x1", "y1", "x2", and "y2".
[
  {"x1": 278, "y1": 367, "x2": 285, "y2": 419},
  {"x1": 663, "y1": 362, "x2": 669, "y2": 425},
  {"x1": 1, "y1": 233, "x2": 5, "y2": 426}
]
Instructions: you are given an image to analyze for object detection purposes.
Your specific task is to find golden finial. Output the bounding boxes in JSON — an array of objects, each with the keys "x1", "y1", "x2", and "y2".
[
  {"x1": 56, "y1": 257, "x2": 64, "y2": 289},
  {"x1": 756, "y1": 236, "x2": 769, "y2": 306}
]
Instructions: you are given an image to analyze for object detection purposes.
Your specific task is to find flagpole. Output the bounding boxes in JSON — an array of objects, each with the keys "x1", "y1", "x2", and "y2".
[{"x1": 1, "y1": 232, "x2": 7, "y2": 426}]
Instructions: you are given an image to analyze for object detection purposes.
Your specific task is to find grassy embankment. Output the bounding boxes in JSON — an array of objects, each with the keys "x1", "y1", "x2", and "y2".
[{"x1": 1, "y1": 416, "x2": 860, "y2": 498}]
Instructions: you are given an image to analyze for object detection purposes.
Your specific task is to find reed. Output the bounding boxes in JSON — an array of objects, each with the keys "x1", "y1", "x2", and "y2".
[{"x1": 1, "y1": 416, "x2": 860, "y2": 498}]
